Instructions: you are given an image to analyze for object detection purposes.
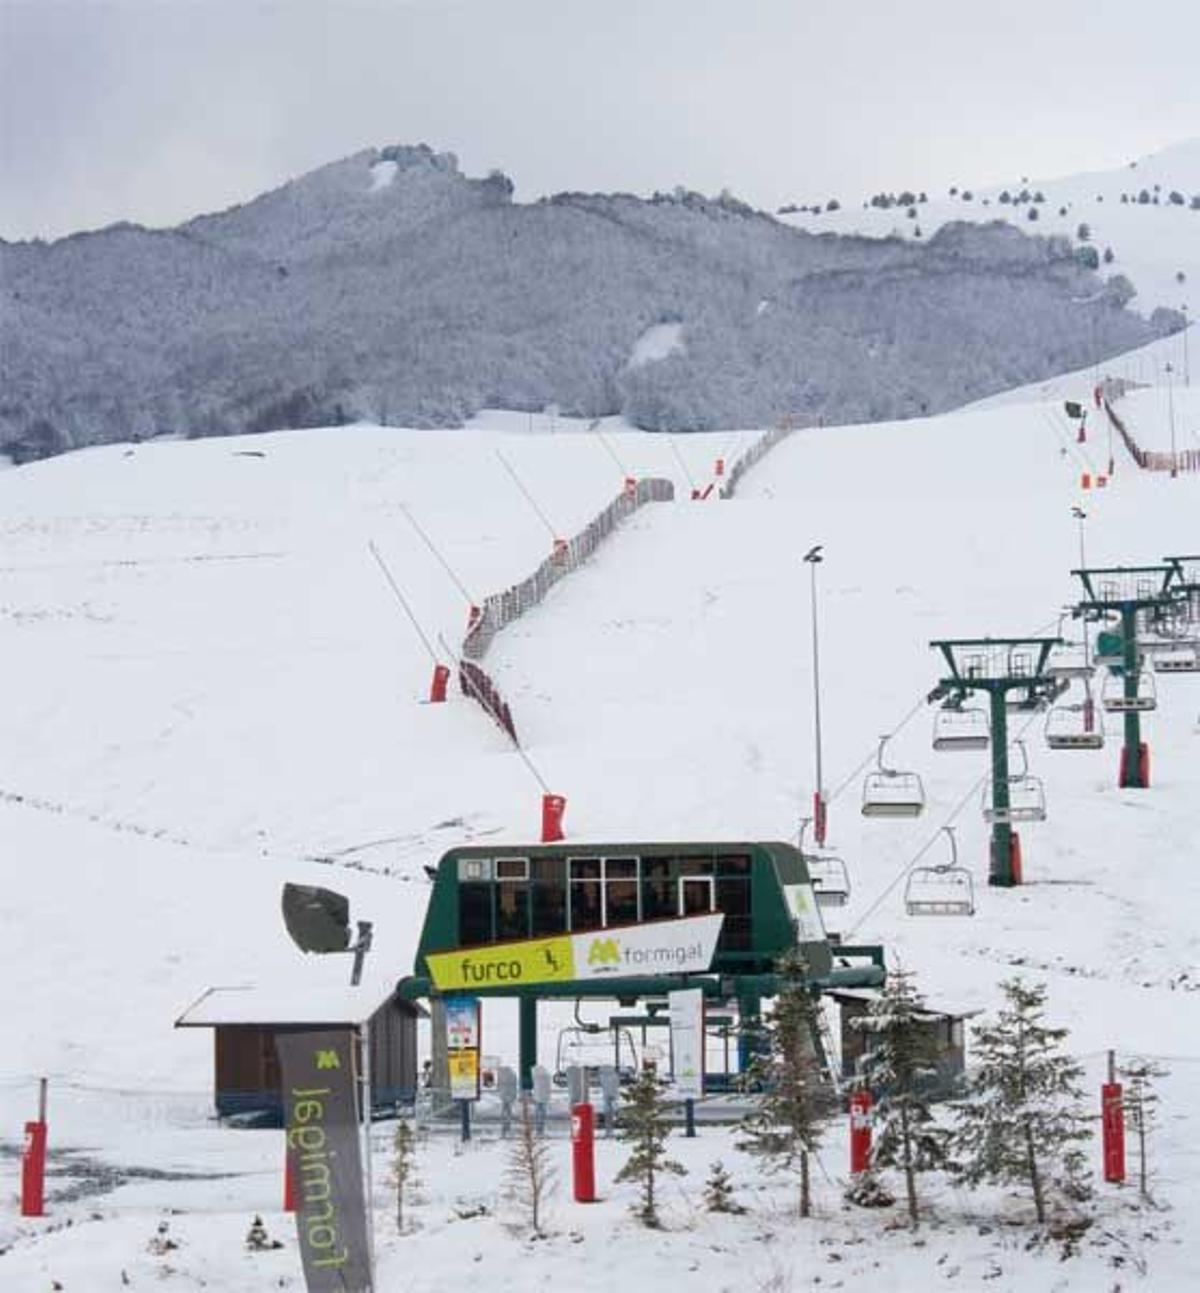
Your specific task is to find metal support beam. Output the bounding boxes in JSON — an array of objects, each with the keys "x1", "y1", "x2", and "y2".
[
  {"x1": 988, "y1": 690, "x2": 1014, "y2": 886},
  {"x1": 519, "y1": 995, "x2": 538, "y2": 1092}
]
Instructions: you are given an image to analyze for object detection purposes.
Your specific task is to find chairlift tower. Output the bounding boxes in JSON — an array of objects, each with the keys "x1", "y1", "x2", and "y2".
[
  {"x1": 929, "y1": 637, "x2": 1065, "y2": 887},
  {"x1": 1070, "y1": 565, "x2": 1185, "y2": 789}
]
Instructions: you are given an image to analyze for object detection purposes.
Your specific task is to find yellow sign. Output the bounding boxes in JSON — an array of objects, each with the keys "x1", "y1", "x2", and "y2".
[
  {"x1": 425, "y1": 914, "x2": 726, "y2": 991},
  {"x1": 427, "y1": 936, "x2": 575, "y2": 991},
  {"x1": 448, "y1": 1049, "x2": 480, "y2": 1100}
]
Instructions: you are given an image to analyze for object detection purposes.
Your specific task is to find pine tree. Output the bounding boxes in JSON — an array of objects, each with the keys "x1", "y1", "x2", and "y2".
[
  {"x1": 737, "y1": 952, "x2": 832, "y2": 1218},
  {"x1": 952, "y1": 979, "x2": 1092, "y2": 1225},
  {"x1": 245, "y1": 1214, "x2": 283, "y2": 1251},
  {"x1": 1120, "y1": 1057, "x2": 1167, "y2": 1201},
  {"x1": 392, "y1": 1117, "x2": 418, "y2": 1235},
  {"x1": 504, "y1": 1095, "x2": 557, "y2": 1238},
  {"x1": 615, "y1": 1066, "x2": 686, "y2": 1228},
  {"x1": 851, "y1": 969, "x2": 949, "y2": 1228},
  {"x1": 702, "y1": 1160, "x2": 745, "y2": 1214}
]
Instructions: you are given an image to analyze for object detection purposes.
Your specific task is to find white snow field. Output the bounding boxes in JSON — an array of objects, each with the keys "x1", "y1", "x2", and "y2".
[{"x1": 1, "y1": 372, "x2": 1198, "y2": 1290}]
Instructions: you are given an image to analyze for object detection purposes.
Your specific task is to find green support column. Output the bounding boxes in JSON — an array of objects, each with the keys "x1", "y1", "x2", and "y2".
[
  {"x1": 1119, "y1": 605, "x2": 1146, "y2": 788},
  {"x1": 988, "y1": 691, "x2": 1015, "y2": 887},
  {"x1": 518, "y1": 995, "x2": 538, "y2": 1092}
]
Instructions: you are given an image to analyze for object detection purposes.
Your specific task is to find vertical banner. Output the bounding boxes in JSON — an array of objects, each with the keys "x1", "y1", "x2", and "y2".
[
  {"x1": 444, "y1": 995, "x2": 482, "y2": 1101},
  {"x1": 668, "y1": 988, "x2": 705, "y2": 1099},
  {"x1": 276, "y1": 1030, "x2": 374, "y2": 1293}
]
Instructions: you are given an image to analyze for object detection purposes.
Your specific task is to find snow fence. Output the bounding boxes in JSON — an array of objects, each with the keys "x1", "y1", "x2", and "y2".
[{"x1": 458, "y1": 476, "x2": 674, "y2": 742}]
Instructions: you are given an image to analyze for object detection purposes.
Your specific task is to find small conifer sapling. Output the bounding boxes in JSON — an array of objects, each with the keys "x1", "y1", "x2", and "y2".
[{"x1": 616, "y1": 1066, "x2": 686, "y2": 1228}]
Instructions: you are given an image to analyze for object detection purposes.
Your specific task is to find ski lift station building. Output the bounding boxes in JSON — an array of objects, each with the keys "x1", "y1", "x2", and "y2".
[
  {"x1": 175, "y1": 982, "x2": 424, "y2": 1121},
  {"x1": 400, "y1": 840, "x2": 887, "y2": 1086}
]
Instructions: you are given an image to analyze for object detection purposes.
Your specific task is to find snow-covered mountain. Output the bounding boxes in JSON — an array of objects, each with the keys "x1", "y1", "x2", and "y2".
[
  {"x1": 0, "y1": 144, "x2": 1185, "y2": 461},
  {"x1": 779, "y1": 138, "x2": 1200, "y2": 317}
]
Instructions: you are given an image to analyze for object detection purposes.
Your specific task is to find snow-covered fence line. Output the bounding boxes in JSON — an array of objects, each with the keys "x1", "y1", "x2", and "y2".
[
  {"x1": 458, "y1": 659, "x2": 518, "y2": 745},
  {"x1": 718, "y1": 417, "x2": 798, "y2": 498},
  {"x1": 1102, "y1": 381, "x2": 1199, "y2": 473},
  {"x1": 455, "y1": 476, "x2": 673, "y2": 743}
]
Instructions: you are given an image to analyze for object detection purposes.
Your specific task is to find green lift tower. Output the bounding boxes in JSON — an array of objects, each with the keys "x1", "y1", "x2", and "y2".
[
  {"x1": 1070, "y1": 565, "x2": 1186, "y2": 788},
  {"x1": 929, "y1": 637, "x2": 1066, "y2": 888}
]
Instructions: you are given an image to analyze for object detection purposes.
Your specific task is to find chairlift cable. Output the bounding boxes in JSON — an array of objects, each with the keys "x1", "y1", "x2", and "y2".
[{"x1": 495, "y1": 449, "x2": 561, "y2": 539}]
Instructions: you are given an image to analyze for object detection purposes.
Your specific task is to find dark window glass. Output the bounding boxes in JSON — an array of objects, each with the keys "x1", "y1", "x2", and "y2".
[
  {"x1": 531, "y1": 880, "x2": 567, "y2": 936},
  {"x1": 606, "y1": 880, "x2": 639, "y2": 926},
  {"x1": 605, "y1": 857, "x2": 638, "y2": 879},
  {"x1": 680, "y1": 876, "x2": 714, "y2": 915},
  {"x1": 496, "y1": 883, "x2": 529, "y2": 940},
  {"x1": 717, "y1": 853, "x2": 751, "y2": 874},
  {"x1": 569, "y1": 857, "x2": 601, "y2": 880},
  {"x1": 458, "y1": 883, "x2": 492, "y2": 946},
  {"x1": 531, "y1": 857, "x2": 565, "y2": 883},
  {"x1": 715, "y1": 876, "x2": 750, "y2": 915},
  {"x1": 570, "y1": 879, "x2": 603, "y2": 931},
  {"x1": 495, "y1": 857, "x2": 528, "y2": 879},
  {"x1": 641, "y1": 860, "x2": 675, "y2": 920},
  {"x1": 677, "y1": 855, "x2": 714, "y2": 876}
]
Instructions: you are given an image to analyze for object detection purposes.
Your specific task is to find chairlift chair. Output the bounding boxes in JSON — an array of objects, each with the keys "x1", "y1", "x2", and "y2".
[
  {"x1": 807, "y1": 855, "x2": 850, "y2": 907},
  {"x1": 981, "y1": 741, "x2": 1046, "y2": 823},
  {"x1": 798, "y1": 816, "x2": 850, "y2": 907},
  {"x1": 1045, "y1": 692, "x2": 1104, "y2": 750},
  {"x1": 1153, "y1": 644, "x2": 1200, "y2": 674},
  {"x1": 932, "y1": 704, "x2": 990, "y2": 752},
  {"x1": 1101, "y1": 670, "x2": 1157, "y2": 712},
  {"x1": 1046, "y1": 641, "x2": 1094, "y2": 679},
  {"x1": 861, "y1": 736, "x2": 926, "y2": 818},
  {"x1": 905, "y1": 827, "x2": 975, "y2": 917}
]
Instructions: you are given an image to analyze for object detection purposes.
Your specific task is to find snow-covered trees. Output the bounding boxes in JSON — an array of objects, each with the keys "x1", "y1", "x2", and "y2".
[
  {"x1": 392, "y1": 1118, "x2": 418, "y2": 1235},
  {"x1": 851, "y1": 969, "x2": 950, "y2": 1228},
  {"x1": 616, "y1": 1067, "x2": 686, "y2": 1228},
  {"x1": 703, "y1": 1161, "x2": 745, "y2": 1214},
  {"x1": 952, "y1": 979, "x2": 1091, "y2": 1225},
  {"x1": 737, "y1": 952, "x2": 832, "y2": 1218},
  {"x1": 1120, "y1": 1057, "x2": 1167, "y2": 1201}
]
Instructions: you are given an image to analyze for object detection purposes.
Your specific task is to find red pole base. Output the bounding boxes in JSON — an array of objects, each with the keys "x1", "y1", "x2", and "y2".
[
  {"x1": 1118, "y1": 742, "x2": 1150, "y2": 789},
  {"x1": 20, "y1": 1120, "x2": 47, "y2": 1218},
  {"x1": 571, "y1": 1103, "x2": 596, "y2": 1202},
  {"x1": 429, "y1": 663, "x2": 450, "y2": 704},
  {"x1": 849, "y1": 1090, "x2": 872, "y2": 1173},
  {"x1": 541, "y1": 793, "x2": 566, "y2": 843},
  {"x1": 283, "y1": 1148, "x2": 297, "y2": 1212},
  {"x1": 1102, "y1": 1082, "x2": 1126, "y2": 1183}
]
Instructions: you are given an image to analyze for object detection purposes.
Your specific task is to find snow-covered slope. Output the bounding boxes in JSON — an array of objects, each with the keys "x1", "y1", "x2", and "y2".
[
  {"x1": 781, "y1": 138, "x2": 1200, "y2": 317},
  {"x1": 1, "y1": 375, "x2": 1197, "y2": 1287}
]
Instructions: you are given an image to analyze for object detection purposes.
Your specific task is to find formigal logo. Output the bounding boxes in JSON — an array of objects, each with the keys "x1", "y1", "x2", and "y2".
[
  {"x1": 314, "y1": 1049, "x2": 341, "y2": 1070},
  {"x1": 587, "y1": 937, "x2": 620, "y2": 967}
]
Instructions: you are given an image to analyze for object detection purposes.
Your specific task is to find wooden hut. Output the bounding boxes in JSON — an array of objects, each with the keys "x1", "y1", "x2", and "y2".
[
  {"x1": 175, "y1": 982, "x2": 423, "y2": 1121},
  {"x1": 827, "y1": 988, "x2": 978, "y2": 1098}
]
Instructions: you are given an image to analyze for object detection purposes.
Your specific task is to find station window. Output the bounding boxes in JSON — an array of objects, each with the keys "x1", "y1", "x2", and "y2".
[
  {"x1": 604, "y1": 857, "x2": 640, "y2": 926},
  {"x1": 496, "y1": 856, "x2": 531, "y2": 941},
  {"x1": 641, "y1": 858, "x2": 675, "y2": 921},
  {"x1": 568, "y1": 856, "x2": 641, "y2": 929},
  {"x1": 530, "y1": 857, "x2": 567, "y2": 936},
  {"x1": 569, "y1": 857, "x2": 603, "y2": 931},
  {"x1": 715, "y1": 874, "x2": 752, "y2": 951},
  {"x1": 458, "y1": 881, "x2": 492, "y2": 946}
]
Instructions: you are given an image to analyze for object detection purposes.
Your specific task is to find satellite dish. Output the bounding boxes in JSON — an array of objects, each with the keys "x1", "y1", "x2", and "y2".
[{"x1": 282, "y1": 883, "x2": 352, "y2": 954}]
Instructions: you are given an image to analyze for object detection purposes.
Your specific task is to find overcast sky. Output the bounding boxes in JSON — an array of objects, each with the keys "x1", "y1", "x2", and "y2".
[{"x1": 2, "y1": 0, "x2": 1198, "y2": 241}]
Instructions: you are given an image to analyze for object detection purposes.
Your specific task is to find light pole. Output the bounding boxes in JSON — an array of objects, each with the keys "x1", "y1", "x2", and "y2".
[
  {"x1": 1071, "y1": 505, "x2": 1088, "y2": 571},
  {"x1": 1165, "y1": 362, "x2": 1178, "y2": 478},
  {"x1": 1183, "y1": 304, "x2": 1191, "y2": 387},
  {"x1": 803, "y1": 544, "x2": 826, "y2": 845}
]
